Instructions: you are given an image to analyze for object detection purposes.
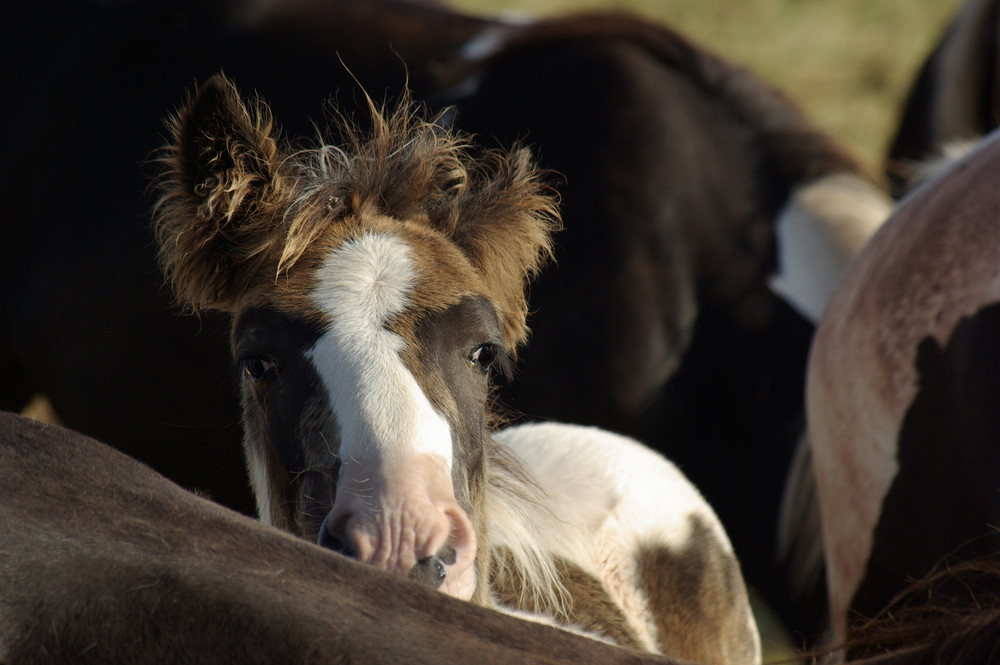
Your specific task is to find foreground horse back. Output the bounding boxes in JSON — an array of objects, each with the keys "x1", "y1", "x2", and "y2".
[
  {"x1": 0, "y1": 411, "x2": 678, "y2": 665},
  {"x1": 808, "y1": 129, "x2": 1000, "y2": 644}
]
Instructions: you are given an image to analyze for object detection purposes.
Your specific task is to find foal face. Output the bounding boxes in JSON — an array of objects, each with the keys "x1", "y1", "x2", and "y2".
[
  {"x1": 154, "y1": 74, "x2": 557, "y2": 601},
  {"x1": 233, "y1": 221, "x2": 504, "y2": 599}
]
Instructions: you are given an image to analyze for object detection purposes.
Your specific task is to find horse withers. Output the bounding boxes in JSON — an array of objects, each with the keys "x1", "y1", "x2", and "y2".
[{"x1": 153, "y1": 74, "x2": 760, "y2": 663}]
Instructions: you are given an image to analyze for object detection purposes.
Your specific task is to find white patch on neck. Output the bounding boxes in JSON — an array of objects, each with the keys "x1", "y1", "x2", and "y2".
[
  {"x1": 306, "y1": 231, "x2": 453, "y2": 468},
  {"x1": 769, "y1": 172, "x2": 892, "y2": 323}
]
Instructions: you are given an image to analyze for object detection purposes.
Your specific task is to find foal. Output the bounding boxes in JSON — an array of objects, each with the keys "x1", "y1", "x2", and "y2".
[{"x1": 155, "y1": 74, "x2": 759, "y2": 663}]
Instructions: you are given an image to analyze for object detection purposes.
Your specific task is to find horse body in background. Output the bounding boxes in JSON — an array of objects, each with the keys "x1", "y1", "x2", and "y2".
[
  {"x1": 0, "y1": 411, "x2": 680, "y2": 665},
  {"x1": 1, "y1": 1, "x2": 891, "y2": 639},
  {"x1": 151, "y1": 73, "x2": 760, "y2": 663},
  {"x1": 445, "y1": 14, "x2": 889, "y2": 634},
  {"x1": 808, "y1": 129, "x2": 1000, "y2": 646}
]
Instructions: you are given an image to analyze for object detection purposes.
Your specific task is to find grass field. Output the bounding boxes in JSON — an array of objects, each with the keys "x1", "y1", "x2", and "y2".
[{"x1": 452, "y1": 0, "x2": 966, "y2": 180}]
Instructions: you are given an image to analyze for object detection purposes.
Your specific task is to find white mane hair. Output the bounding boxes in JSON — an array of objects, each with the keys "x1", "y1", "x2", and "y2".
[
  {"x1": 898, "y1": 139, "x2": 982, "y2": 193},
  {"x1": 484, "y1": 440, "x2": 572, "y2": 618}
]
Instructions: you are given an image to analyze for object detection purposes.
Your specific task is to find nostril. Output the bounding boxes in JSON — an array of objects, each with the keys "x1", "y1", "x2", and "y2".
[
  {"x1": 317, "y1": 513, "x2": 357, "y2": 558},
  {"x1": 408, "y1": 555, "x2": 447, "y2": 589}
]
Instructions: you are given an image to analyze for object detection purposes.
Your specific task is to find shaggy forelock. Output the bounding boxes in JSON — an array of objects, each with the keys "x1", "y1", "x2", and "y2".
[
  {"x1": 156, "y1": 74, "x2": 559, "y2": 348},
  {"x1": 277, "y1": 95, "x2": 560, "y2": 349}
]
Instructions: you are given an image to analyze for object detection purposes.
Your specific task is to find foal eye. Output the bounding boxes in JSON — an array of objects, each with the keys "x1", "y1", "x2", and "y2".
[
  {"x1": 468, "y1": 344, "x2": 497, "y2": 373},
  {"x1": 242, "y1": 357, "x2": 276, "y2": 383}
]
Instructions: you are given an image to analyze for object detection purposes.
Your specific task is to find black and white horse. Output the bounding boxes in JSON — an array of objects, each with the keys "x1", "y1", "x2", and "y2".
[{"x1": 809, "y1": 129, "x2": 1000, "y2": 650}]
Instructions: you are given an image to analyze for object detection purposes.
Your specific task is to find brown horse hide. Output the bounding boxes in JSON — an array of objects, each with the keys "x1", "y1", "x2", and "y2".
[{"x1": 0, "y1": 411, "x2": 677, "y2": 665}]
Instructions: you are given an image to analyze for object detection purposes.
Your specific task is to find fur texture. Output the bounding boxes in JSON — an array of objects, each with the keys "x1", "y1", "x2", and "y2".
[
  {"x1": 154, "y1": 73, "x2": 571, "y2": 625},
  {"x1": 155, "y1": 74, "x2": 560, "y2": 351}
]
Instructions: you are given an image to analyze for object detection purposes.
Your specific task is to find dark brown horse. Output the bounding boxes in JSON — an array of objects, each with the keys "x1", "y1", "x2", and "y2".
[
  {"x1": 0, "y1": 410, "x2": 683, "y2": 665},
  {"x1": 441, "y1": 14, "x2": 889, "y2": 637},
  {"x1": 809, "y1": 129, "x2": 1000, "y2": 646},
  {"x1": 152, "y1": 73, "x2": 760, "y2": 663}
]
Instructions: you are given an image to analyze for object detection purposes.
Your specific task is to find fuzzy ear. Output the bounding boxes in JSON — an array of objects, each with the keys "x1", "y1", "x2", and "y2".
[
  {"x1": 154, "y1": 73, "x2": 291, "y2": 312},
  {"x1": 452, "y1": 147, "x2": 562, "y2": 351}
]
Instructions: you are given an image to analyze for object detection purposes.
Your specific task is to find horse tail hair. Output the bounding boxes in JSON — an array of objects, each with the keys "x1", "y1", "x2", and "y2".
[
  {"x1": 774, "y1": 432, "x2": 828, "y2": 624},
  {"x1": 839, "y1": 555, "x2": 1000, "y2": 664}
]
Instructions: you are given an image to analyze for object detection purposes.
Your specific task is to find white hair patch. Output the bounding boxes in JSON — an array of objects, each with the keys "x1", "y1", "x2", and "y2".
[{"x1": 307, "y1": 232, "x2": 454, "y2": 468}]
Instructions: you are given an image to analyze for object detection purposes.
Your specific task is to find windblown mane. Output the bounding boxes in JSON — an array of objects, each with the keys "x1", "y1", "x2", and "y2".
[{"x1": 155, "y1": 76, "x2": 560, "y2": 350}]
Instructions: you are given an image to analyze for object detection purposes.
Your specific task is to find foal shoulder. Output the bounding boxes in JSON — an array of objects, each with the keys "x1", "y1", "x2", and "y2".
[{"x1": 494, "y1": 422, "x2": 761, "y2": 664}]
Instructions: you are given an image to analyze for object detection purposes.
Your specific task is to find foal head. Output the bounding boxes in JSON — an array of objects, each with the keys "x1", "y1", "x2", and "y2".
[{"x1": 155, "y1": 74, "x2": 558, "y2": 601}]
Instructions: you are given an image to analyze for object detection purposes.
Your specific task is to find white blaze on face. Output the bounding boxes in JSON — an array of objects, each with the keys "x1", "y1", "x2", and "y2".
[
  {"x1": 305, "y1": 231, "x2": 478, "y2": 600},
  {"x1": 306, "y1": 231, "x2": 453, "y2": 468}
]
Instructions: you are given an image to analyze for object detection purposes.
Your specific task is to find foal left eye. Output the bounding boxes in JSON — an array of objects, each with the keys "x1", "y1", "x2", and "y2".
[
  {"x1": 242, "y1": 357, "x2": 276, "y2": 382},
  {"x1": 468, "y1": 344, "x2": 497, "y2": 373}
]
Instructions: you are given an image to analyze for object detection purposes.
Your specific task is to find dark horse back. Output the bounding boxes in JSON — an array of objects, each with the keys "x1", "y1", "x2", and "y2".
[{"x1": 0, "y1": 411, "x2": 673, "y2": 665}]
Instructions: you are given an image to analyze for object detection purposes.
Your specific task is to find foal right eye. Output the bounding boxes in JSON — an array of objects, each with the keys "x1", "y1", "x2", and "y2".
[
  {"x1": 468, "y1": 344, "x2": 497, "y2": 373},
  {"x1": 242, "y1": 357, "x2": 276, "y2": 383}
]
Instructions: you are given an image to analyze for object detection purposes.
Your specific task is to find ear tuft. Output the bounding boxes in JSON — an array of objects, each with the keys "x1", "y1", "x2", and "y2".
[
  {"x1": 450, "y1": 146, "x2": 562, "y2": 351},
  {"x1": 154, "y1": 73, "x2": 290, "y2": 312}
]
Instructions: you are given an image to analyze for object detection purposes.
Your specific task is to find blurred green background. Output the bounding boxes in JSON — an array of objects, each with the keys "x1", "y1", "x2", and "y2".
[{"x1": 452, "y1": 0, "x2": 965, "y2": 180}]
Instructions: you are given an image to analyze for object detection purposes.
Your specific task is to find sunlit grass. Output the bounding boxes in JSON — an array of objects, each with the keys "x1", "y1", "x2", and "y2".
[{"x1": 451, "y1": 0, "x2": 965, "y2": 179}]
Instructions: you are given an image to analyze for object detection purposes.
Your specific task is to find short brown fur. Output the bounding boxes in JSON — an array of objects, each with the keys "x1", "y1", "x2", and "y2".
[
  {"x1": 0, "y1": 412, "x2": 675, "y2": 665},
  {"x1": 638, "y1": 516, "x2": 759, "y2": 665}
]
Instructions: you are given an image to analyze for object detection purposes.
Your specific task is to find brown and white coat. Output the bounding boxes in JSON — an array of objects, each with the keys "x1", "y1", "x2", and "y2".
[{"x1": 155, "y1": 74, "x2": 760, "y2": 663}]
